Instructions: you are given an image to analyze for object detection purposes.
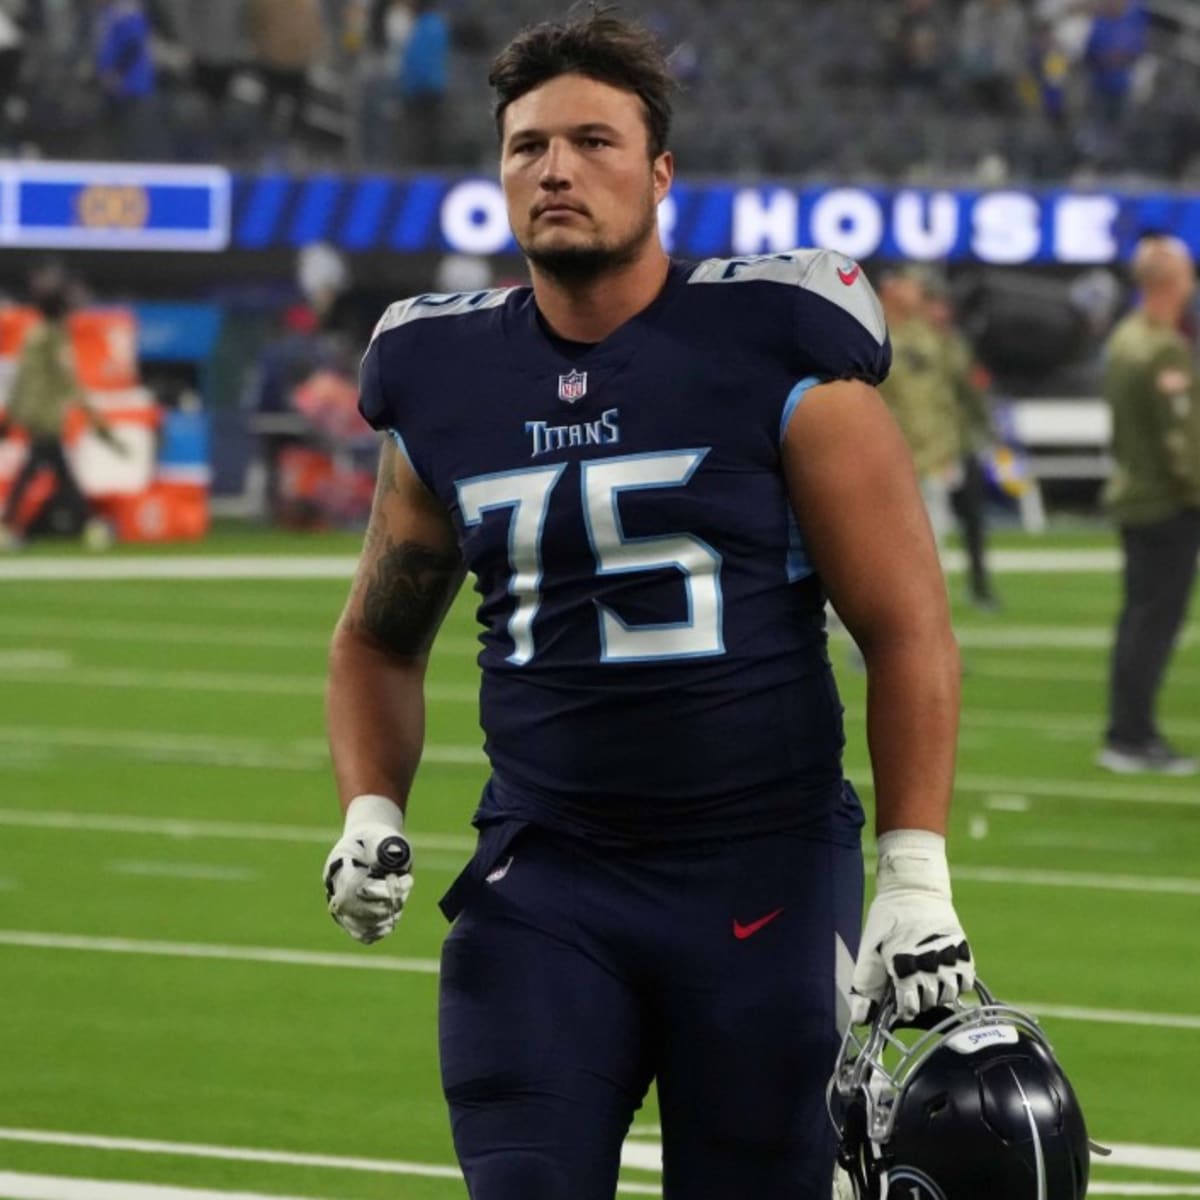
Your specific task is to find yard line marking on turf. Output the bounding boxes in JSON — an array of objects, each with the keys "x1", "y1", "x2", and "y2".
[
  {"x1": 0, "y1": 808, "x2": 477, "y2": 852},
  {"x1": 1089, "y1": 1188, "x2": 1200, "y2": 1196},
  {"x1": 0, "y1": 650, "x2": 72, "y2": 668},
  {"x1": 0, "y1": 663, "x2": 478, "y2": 704},
  {"x1": 0, "y1": 1134, "x2": 661, "y2": 1197},
  {"x1": 0, "y1": 557, "x2": 362, "y2": 582},
  {"x1": 1025, "y1": 1003, "x2": 1200, "y2": 1032},
  {"x1": 0, "y1": 727, "x2": 486, "y2": 772},
  {"x1": 15, "y1": 613, "x2": 1194, "y2": 655},
  {"x1": 3, "y1": 932, "x2": 1200, "y2": 1034},
  {"x1": 0, "y1": 932, "x2": 442, "y2": 974},
  {"x1": 952, "y1": 772, "x2": 1200, "y2": 807},
  {"x1": 1108, "y1": 1145, "x2": 1200, "y2": 1173},
  {"x1": 2, "y1": 809, "x2": 1197, "y2": 896},
  {"x1": 0, "y1": 616, "x2": 332, "y2": 650},
  {"x1": 0, "y1": 548, "x2": 1125, "y2": 582},
  {"x1": 950, "y1": 865, "x2": 1200, "y2": 894},
  {"x1": 105, "y1": 861, "x2": 259, "y2": 883},
  {"x1": 0, "y1": 1172, "x2": 331, "y2": 1200},
  {"x1": 0, "y1": 1130, "x2": 1196, "y2": 1192},
  {"x1": 985, "y1": 794, "x2": 1032, "y2": 811},
  {"x1": 1, "y1": 720, "x2": 1195, "y2": 804}
]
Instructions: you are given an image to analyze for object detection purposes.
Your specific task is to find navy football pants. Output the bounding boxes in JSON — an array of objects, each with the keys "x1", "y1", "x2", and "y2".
[{"x1": 438, "y1": 820, "x2": 864, "y2": 1199}]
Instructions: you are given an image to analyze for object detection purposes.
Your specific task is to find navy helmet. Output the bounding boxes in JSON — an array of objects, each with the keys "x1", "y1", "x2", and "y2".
[{"x1": 829, "y1": 982, "x2": 1095, "y2": 1199}]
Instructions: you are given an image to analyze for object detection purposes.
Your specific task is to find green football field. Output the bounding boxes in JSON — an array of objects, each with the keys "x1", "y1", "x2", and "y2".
[{"x1": 0, "y1": 525, "x2": 1197, "y2": 1199}]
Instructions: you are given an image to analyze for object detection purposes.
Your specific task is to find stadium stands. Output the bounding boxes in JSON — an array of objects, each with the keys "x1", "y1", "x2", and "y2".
[{"x1": 4, "y1": 0, "x2": 1198, "y2": 183}]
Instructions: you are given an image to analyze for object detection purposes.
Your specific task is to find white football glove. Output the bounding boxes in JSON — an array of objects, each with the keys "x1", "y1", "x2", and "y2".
[
  {"x1": 850, "y1": 829, "x2": 974, "y2": 1024},
  {"x1": 322, "y1": 794, "x2": 414, "y2": 945}
]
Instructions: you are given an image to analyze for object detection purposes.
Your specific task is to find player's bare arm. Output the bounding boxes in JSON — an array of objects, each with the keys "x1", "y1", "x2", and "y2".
[
  {"x1": 328, "y1": 437, "x2": 465, "y2": 813},
  {"x1": 785, "y1": 378, "x2": 971, "y2": 1021},
  {"x1": 783, "y1": 379, "x2": 959, "y2": 837}
]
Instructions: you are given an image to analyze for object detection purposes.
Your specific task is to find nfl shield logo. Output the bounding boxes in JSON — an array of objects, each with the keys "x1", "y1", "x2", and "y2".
[{"x1": 558, "y1": 369, "x2": 588, "y2": 404}]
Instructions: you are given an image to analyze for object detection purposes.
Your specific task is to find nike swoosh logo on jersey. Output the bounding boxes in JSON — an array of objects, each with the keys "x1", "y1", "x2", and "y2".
[
  {"x1": 836, "y1": 264, "x2": 860, "y2": 286},
  {"x1": 733, "y1": 908, "x2": 785, "y2": 939}
]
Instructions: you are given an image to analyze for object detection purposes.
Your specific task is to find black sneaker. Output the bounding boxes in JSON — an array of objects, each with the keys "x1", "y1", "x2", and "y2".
[{"x1": 1096, "y1": 739, "x2": 1198, "y2": 776}]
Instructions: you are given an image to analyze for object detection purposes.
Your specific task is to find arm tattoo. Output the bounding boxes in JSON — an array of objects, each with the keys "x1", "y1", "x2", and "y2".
[{"x1": 356, "y1": 534, "x2": 462, "y2": 657}]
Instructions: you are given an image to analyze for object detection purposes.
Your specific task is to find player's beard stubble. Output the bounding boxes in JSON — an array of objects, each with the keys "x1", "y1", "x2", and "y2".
[{"x1": 519, "y1": 188, "x2": 660, "y2": 286}]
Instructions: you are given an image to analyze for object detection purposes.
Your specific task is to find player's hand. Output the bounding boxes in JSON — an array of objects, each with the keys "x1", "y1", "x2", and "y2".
[
  {"x1": 850, "y1": 830, "x2": 974, "y2": 1024},
  {"x1": 322, "y1": 794, "x2": 413, "y2": 945}
]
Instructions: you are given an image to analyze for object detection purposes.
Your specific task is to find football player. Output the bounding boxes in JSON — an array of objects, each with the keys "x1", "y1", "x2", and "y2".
[{"x1": 323, "y1": 9, "x2": 974, "y2": 1198}]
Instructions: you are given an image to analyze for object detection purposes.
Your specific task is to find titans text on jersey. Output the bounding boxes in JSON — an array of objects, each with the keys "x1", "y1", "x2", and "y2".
[{"x1": 359, "y1": 249, "x2": 891, "y2": 844}]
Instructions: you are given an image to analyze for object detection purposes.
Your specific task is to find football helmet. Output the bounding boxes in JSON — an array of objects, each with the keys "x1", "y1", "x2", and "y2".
[{"x1": 828, "y1": 982, "x2": 1093, "y2": 1199}]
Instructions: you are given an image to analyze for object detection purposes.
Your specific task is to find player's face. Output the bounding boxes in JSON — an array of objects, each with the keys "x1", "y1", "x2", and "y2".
[{"x1": 500, "y1": 73, "x2": 673, "y2": 281}]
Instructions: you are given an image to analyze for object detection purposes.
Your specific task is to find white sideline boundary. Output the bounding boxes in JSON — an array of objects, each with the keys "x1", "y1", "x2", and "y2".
[
  {"x1": 1, "y1": 1174, "x2": 1198, "y2": 1200},
  {"x1": 2, "y1": 806, "x2": 1199, "y2": 895},
  {"x1": 0, "y1": 548, "x2": 1124, "y2": 582},
  {"x1": 0, "y1": 1175, "x2": 330, "y2": 1200},
  {"x1": 0, "y1": 1128, "x2": 1198, "y2": 1193},
  {"x1": 2, "y1": 931, "x2": 1200, "y2": 1032}
]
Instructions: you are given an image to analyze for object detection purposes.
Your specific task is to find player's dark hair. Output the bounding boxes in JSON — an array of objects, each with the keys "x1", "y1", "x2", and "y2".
[{"x1": 489, "y1": 6, "x2": 677, "y2": 159}]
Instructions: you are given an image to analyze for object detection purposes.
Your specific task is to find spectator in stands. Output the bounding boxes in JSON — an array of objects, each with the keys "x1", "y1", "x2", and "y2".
[
  {"x1": 397, "y1": 0, "x2": 449, "y2": 166},
  {"x1": 877, "y1": 268, "x2": 962, "y2": 547},
  {"x1": 0, "y1": 0, "x2": 27, "y2": 148},
  {"x1": 93, "y1": 0, "x2": 168, "y2": 160},
  {"x1": 879, "y1": 0, "x2": 948, "y2": 96},
  {"x1": 1025, "y1": 17, "x2": 1071, "y2": 125},
  {"x1": 347, "y1": 0, "x2": 412, "y2": 165},
  {"x1": 1083, "y1": 0, "x2": 1146, "y2": 125},
  {"x1": 173, "y1": 1, "x2": 246, "y2": 117},
  {"x1": 1098, "y1": 236, "x2": 1200, "y2": 776},
  {"x1": 0, "y1": 279, "x2": 123, "y2": 549},
  {"x1": 246, "y1": 0, "x2": 325, "y2": 148},
  {"x1": 957, "y1": 0, "x2": 1030, "y2": 113}
]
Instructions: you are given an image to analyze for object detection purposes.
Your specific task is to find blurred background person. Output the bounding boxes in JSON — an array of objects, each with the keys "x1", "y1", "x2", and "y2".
[
  {"x1": 925, "y1": 275, "x2": 1001, "y2": 611},
  {"x1": 396, "y1": 0, "x2": 449, "y2": 167},
  {"x1": 246, "y1": 0, "x2": 325, "y2": 158},
  {"x1": 0, "y1": 275, "x2": 123, "y2": 549},
  {"x1": 0, "y1": 0, "x2": 28, "y2": 150},
  {"x1": 957, "y1": 0, "x2": 1029, "y2": 114},
  {"x1": 1098, "y1": 235, "x2": 1199, "y2": 776},
  {"x1": 1084, "y1": 0, "x2": 1147, "y2": 126},
  {"x1": 93, "y1": 0, "x2": 168, "y2": 160},
  {"x1": 878, "y1": 267, "x2": 962, "y2": 550}
]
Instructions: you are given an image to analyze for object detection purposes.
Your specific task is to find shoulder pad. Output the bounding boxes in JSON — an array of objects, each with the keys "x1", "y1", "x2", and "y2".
[
  {"x1": 688, "y1": 249, "x2": 886, "y2": 346},
  {"x1": 369, "y1": 287, "x2": 516, "y2": 345}
]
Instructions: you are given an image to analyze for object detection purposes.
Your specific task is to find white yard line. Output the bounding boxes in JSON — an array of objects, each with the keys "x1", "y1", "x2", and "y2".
[
  {"x1": 0, "y1": 1129, "x2": 1196, "y2": 1195},
  {"x1": 952, "y1": 773, "x2": 1200, "y2": 807},
  {"x1": 0, "y1": 932, "x2": 441, "y2": 975},
  {"x1": 0, "y1": 664, "x2": 477, "y2": 704},
  {"x1": 1, "y1": 807, "x2": 1197, "y2": 896},
  {"x1": 105, "y1": 862, "x2": 259, "y2": 883},
  {"x1": 950, "y1": 866, "x2": 1200, "y2": 896},
  {"x1": 1, "y1": 931, "x2": 1198, "y2": 1034},
  {"x1": 8, "y1": 612, "x2": 1182, "y2": 654},
  {"x1": 0, "y1": 808, "x2": 476, "y2": 852},
  {"x1": 1089, "y1": 1188, "x2": 1200, "y2": 1196},
  {"x1": 0, "y1": 1134, "x2": 659, "y2": 1196},
  {"x1": 0, "y1": 558, "x2": 361, "y2": 582},
  {"x1": 0, "y1": 1173, "x2": 331, "y2": 1200},
  {"x1": 0, "y1": 727, "x2": 484, "y2": 772},
  {"x1": 0, "y1": 617, "x2": 331, "y2": 650},
  {"x1": 0, "y1": 548, "x2": 1127, "y2": 583}
]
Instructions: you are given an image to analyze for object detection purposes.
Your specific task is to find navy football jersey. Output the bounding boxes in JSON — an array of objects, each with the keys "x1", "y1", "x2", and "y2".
[{"x1": 360, "y1": 250, "x2": 891, "y2": 843}]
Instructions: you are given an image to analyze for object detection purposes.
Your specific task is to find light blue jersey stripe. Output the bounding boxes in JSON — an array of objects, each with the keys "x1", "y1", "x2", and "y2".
[
  {"x1": 779, "y1": 374, "x2": 825, "y2": 444},
  {"x1": 780, "y1": 375, "x2": 826, "y2": 581}
]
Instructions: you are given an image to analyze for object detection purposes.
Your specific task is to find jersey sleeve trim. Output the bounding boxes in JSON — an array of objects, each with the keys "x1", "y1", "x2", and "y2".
[
  {"x1": 386, "y1": 427, "x2": 424, "y2": 482},
  {"x1": 780, "y1": 375, "x2": 826, "y2": 443},
  {"x1": 368, "y1": 288, "x2": 516, "y2": 347}
]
